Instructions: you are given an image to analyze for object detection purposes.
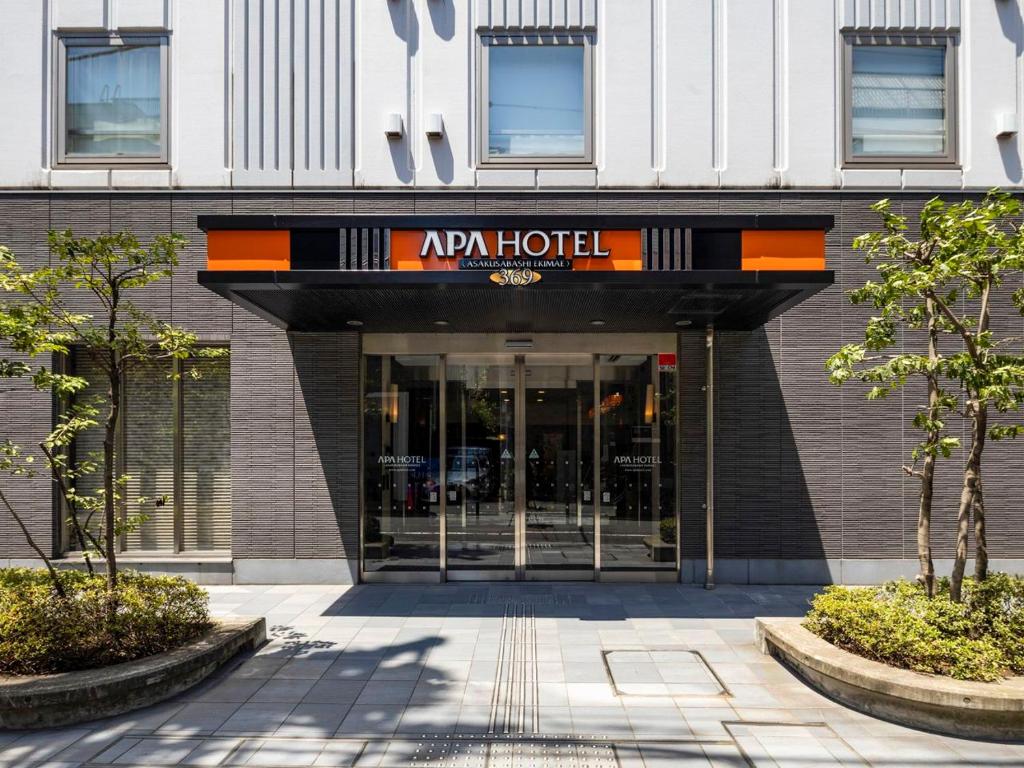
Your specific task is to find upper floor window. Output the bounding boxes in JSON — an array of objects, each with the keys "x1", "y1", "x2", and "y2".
[
  {"x1": 479, "y1": 34, "x2": 593, "y2": 165},
  {"x1": 56, "y1": 35, "x2": 169, "y2": 165},
  {"x1": 844, "y1": 34, "x2": 957, "y2": 166}
]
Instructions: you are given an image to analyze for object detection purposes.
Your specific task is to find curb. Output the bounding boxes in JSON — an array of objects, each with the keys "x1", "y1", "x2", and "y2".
[
  {"x1": 0, "y1": 617, "x2": 266, "y2": 729},
  {"x1": 756, "y1": 617, "x2": 1024, "y2": 741}
]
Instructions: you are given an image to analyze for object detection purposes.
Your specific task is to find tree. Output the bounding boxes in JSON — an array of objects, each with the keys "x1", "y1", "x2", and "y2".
[
  {"x1": 913, "y1": 193, "x2": 1024, "y2": 600},
  {"x1": 0, "y1": 231, "x2": 226, "y2": 590},
  {"x1": 830, "y1": 192, "x2": 1024, "y2": 602},
  {"x1": 827, "y1": 198, "x2": 961, "y2": 598}
]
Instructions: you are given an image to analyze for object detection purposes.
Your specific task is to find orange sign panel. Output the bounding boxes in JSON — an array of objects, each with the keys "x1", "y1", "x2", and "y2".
[
  {"x1": 741, "y1": 230, "x2": 826, "y2": 271},
  {"x1": 206, "y1": 230, "x2": 290, "y2": 271},
  {"x1": 390, "y1": 229, "x2": 642, "y2": 271}
]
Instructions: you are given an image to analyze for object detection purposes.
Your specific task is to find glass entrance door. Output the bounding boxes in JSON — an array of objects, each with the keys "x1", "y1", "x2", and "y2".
[
  {"x1": 445, "y1": 355, "x2": 595, "y2": 580},
  {"x1": 522, "y1": 356, "x2": 595, "y2": 580},
  {"x1": 363, "y1": 347, "x2": 677, "y2": 582},
  {"x1": 445, "y1": 357, "x2": 518, "y2": 579}
]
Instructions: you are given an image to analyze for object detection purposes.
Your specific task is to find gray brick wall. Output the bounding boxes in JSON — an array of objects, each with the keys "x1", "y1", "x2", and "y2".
[{"x1": 0, "y1": 190, "x2": 1021, "y2": 568}]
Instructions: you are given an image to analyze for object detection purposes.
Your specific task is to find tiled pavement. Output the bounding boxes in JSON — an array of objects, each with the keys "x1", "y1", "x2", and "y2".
[{"x1": 3, "y1": 584, "x2": 1023, "y2": 767}]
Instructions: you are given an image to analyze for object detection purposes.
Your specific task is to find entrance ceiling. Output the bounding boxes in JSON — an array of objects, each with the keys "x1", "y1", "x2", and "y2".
[{"x1": 197, "y1": 269, "x2": 833, "y2": 333}]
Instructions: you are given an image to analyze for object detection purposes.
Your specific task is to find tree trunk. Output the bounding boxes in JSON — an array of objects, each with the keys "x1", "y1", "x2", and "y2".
[
  {"x1": 917, "y1": 298, "x2": 939, "y2": 598},
  {"x1": 917, "y1": 451, "x2": 937, "y2": 598},
  {"x1": 103, "y1": 356, "x2": 120, "y2": 590},
  {"x1": 950, "y1": 401, "x2": 986, "y2": 602},
  {"x1": 973, "y1": 407, "x2": 989, "y2": 581}
]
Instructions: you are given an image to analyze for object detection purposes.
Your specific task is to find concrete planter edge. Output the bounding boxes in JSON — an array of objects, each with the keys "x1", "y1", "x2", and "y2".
[
  {"x1": 756, "y1": 616, "x2": 1024, "y2": 741},
  {"x1": 0, "y1": 616, "x2": 266, "y2": 729}
]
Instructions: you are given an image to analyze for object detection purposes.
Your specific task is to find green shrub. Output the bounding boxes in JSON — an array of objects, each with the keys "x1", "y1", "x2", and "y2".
[
  {"x1": 804, "y1": 574, "x2": 1024, "y2": 682},
  {"x1": 0, "y1": 568, "x2": 211, "y2": 675}
]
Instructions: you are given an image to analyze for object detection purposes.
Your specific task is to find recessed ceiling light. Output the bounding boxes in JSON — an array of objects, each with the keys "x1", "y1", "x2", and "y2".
[
  {"x1": 434, "y1": 320, "x2": 449, "y2": 326},
  {"x1": 589, "y1": 320, "x2": 606, "y2": 327},
  {"x1": 346, "y1": 319, "x2": 364, "y2": 327},
  {"x1": 674, "y1": 319, "x2": 693, "y2": 328}
]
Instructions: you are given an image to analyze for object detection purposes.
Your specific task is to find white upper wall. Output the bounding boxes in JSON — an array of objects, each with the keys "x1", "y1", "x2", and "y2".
[{"x1": 0, "y1": 0, "x2": 1020, "y2": 190}]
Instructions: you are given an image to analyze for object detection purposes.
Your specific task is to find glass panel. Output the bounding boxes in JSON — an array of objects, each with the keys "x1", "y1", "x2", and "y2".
[
  {"x1": 183, "y1": 356, "x2": 231, "y2": 551},
  {"x1": 852, "y1": 45, "x2": 946, "y2": 157},
  {"x1": 124, "y1": 359, "x2": 175, "y2": 551},
  {"x1": 446, "y1": 360, "x2": 516, "y2": 574},
  {"x1": 524, "y1": 359, "x2": 594, "y2": 574},
  {"x1": 66, "y1": 42, "x2": 162, "y2": 157},
  {"x1": 598, "y1": 355, "x2": 677, "y2": 572},
  {"x1": 488, "y1": 44, "x2": 585, "y2": 158},
  {"x1": 363, "y1": 356, "x2": 442, "y2": 573},
  {"x1": 65, "y1": 352, "x2": 105, "y2": 552}
]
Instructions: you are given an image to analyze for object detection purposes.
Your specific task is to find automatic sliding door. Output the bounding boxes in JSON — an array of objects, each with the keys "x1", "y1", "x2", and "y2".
[
  {"x1": 445, "y1": 358, "x2": 517, "y2": 579},
  {"x1": 523, "y1": 357, "x2": 595, "y2": 579}
]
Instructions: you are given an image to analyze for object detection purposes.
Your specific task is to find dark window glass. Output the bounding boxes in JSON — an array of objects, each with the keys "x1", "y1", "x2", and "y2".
[
  {"x1": 488, "y1": 45, "x2": 585, "y2": 158},
  {"x1": 65, "y1": 42, "x2": 163, "y2": 157},
  {"x1": 852, "y1": 45, "x2": 946, "y2": 157}
]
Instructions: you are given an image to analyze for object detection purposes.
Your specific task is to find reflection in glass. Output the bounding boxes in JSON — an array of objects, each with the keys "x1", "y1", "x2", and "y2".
[
  {"x1": 446, "y1": 362, "x2": 516, "y2": 574},
  {"x1": 524, "y1": 361, "x2": 594, "y2": 573},
  {"x1": 598, "y1": 355, "x2": 677, "y2": 571},
  {"x1": 363, "y1": 356, "x2": 441, "y2": 572},
  {"x1": 488, "y1": 45, "x2": 585, "y2": 158},
  {"x1": 66, "y1": 43, "x2": 162, "y2": 157},
  {"x1": 852, "y1": 45, "x2": 946, "y2": 157}
]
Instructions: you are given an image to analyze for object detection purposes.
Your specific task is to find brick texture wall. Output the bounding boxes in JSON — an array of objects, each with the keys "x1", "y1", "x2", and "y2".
[{"x1": 0, "y1": 191, "x2": 1022, "y2": 566}]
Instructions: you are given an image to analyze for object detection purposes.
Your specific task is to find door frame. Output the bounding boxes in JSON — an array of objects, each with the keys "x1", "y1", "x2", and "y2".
[{"x1": 359, "y1": 335, "x2": 681, "y2": 584}]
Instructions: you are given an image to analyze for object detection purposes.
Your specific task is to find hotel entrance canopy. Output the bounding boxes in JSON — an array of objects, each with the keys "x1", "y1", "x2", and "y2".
[{"x1": 197, "y1": 214, "x2": 834, "y2": 332}]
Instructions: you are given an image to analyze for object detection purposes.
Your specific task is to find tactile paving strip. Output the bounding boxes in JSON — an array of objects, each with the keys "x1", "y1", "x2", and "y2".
[
  {"x1": 396, "y1": 740, "x2": 619, "y2": 768},
  {"x1": 487, "y1": 741, "x2": 619, "y2": 768},
  {"x1": 82, "y1": 737, "x2": 627, "y2": 767}
]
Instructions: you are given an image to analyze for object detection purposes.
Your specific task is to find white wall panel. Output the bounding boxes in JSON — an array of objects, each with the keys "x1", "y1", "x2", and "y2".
[
  {"x1": 598, "y1": 0, "x2": 657, "y2": 186},
  {"x1": 415, "y1": 0, "x2": 474, "y2": 186},
  {"x1": 962, "y1": 0, "x2": 1022, "y2": 188},
  {"x1": 660, "y1": 0, "x2": 717, "y2": 187},
  {"x1": 232, "y1": 0, "x2": 292, "y2": 185},
  {"x1": 355, "y1": 0, "x2": 414, "y2": 186},
  {"x1": 54, "y1": 0, "x2": 107, "y2": 29},
  {"x1": 174, "y1": 0, "x2": 230, "y2": 186},
  {"x1": 842, "y1": 0, "x2": 960, "y2": 29},
  {"x1": 293, "y1": 0, "x2": 353, "y2": 186},
  {"x1": 783, "y1": 0, "x2": 838, "y2": 187},
  {"x1": 0, "y1": 1, "x2": 48, "y2": 186},
  {"x1": 475, "y1": 0, "x2": 597, "y2": 29},
  {"x1": 114, "y1": 0, "x2": 170, "y2": 29},
  {"x1": 719, "y1": 0, "x2": 777, "y2": 187}
]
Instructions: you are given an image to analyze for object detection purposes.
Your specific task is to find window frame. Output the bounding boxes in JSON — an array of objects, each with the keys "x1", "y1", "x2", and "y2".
[
  {"x1": 54, "y1": 33, "x2": 170, "y2": 168},
  {"x1": 477, "y1": 31, "x2": 594, "y2": 168},
  {"x1": 842, "y1": 31, "x2": 959, "y2": 168}
]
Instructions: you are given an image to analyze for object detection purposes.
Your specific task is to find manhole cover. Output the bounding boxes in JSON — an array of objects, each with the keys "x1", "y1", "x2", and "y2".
[{"x1": 603, "y1": 649, "x2": 727, "y2": 697}]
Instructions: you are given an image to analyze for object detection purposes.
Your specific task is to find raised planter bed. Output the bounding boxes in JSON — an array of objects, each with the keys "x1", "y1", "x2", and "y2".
[
  {"x1": 0, "y1": 617, "x2": 265, "y2": 729},
  {"x1": 756, "y1": 617, "x2": 1024, "y2": 740}
]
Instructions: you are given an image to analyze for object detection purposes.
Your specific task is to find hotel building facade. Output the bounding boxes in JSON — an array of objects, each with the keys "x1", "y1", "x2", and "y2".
[{"x1": 1, "y1": 0, "x2": 1022, "y2": 584}]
